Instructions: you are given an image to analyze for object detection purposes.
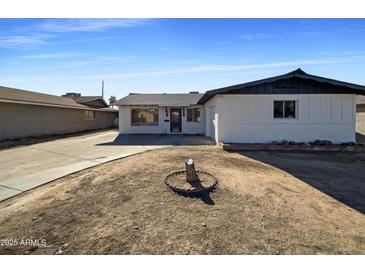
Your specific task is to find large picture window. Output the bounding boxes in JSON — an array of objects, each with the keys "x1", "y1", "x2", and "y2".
[
  {"x1": 273, "y1": 100, "x2": 297, "y2": 119},
  {"x1": 186, "y1": 108, "x2": 201, "y2": 122},
  {"x1": 131, "y1": 108, "x2": 159, "y2": 126}
]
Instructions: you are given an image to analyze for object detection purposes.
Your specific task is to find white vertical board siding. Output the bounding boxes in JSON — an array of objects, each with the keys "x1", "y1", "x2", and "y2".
[
  {"x1": 217, "y1": 94, "x2": 356, "y2": 143},
  {"x1": 204, "y1": 96, "x2": 219, "y2": 142},
  {"x1": 118, "y1": 106, "x2": 203, "y2": 134}
]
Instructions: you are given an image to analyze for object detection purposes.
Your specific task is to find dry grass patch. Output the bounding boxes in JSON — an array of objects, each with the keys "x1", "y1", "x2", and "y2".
[{"x1": 0, "y1": 146, "x2": 364, "y2": 254}]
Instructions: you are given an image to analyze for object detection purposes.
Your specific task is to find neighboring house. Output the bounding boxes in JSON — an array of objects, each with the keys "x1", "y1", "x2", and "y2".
[
  {"x1": 356, "y1": 95, "x2": 365, "y2": 136},
  {"x1": 0, "y1": 86, "x2": 118, "y2": 141},
  {"x1": 116, "y1": 69, "x2": 365, "y2": 144},
  {"x1": 63, "y1": 93, "x2": 109, "y2": 109}
]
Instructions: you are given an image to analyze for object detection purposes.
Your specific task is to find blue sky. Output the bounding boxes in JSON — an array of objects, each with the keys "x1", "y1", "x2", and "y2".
[{"x1": 1, "y1": 18, "x2": 365, "y2": 100}]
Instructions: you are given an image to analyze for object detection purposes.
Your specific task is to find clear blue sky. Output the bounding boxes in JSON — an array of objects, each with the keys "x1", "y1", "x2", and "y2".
[{"x1": 1, "y1": 18, "x2": 365, "y2": 100}]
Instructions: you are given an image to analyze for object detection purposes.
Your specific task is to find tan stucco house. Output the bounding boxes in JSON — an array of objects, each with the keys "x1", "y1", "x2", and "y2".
[{"x1": 0, "y1": 86, "x2": 118, "y2": 141}]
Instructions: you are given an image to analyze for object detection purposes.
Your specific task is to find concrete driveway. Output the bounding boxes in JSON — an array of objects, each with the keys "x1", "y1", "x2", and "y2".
[{"x1": 0, "y1": 130, "x2": 214, "y2": 201}]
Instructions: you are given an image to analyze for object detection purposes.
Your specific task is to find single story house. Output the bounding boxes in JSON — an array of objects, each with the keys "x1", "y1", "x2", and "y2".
[
  {"x1": 63, "y1": 93, "x2": 109, "y2": 109},
  {"x1": 116, "y1": 69, "x2": 365, "y2": 144},
  {"x1": 117, "y1": 92, "x2": 204, "y2": 135},
  {"x1": 0, "y1": 86, "x2": 118, "y2": 141}
]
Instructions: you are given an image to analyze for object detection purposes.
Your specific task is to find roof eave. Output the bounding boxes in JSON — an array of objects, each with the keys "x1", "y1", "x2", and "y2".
[
  {"x1": 0, "y1": 98, "x2": 90, "y2": 110},
  {"x1": 198, "y1": 70, "x2": 365, "y2": 104},
  {"x1": 0, "y1": 98, "x2": 116, "y2": 111}
]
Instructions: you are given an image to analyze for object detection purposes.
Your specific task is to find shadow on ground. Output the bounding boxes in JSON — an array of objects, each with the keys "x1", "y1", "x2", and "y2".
[
  {"x1": 356, "y1": 132, "x2": 365, "y2": 145},
  {"x1": 176, "y1": 190, "x2": 215, "y2": 205},
  {"x1": 237, "y1": 151, "x2": 365, "y2": 215},
  {"x1": 96, "y1": 134, "x2": 216, "y2": 146}
]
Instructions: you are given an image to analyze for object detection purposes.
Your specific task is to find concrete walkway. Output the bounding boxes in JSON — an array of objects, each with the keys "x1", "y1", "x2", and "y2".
[
  {"x1": 0, "y1": 130, "x2": 159, "y2": 201},
  {"x1": 0, "y1": 130, "x2": 214, "y2": 201}
]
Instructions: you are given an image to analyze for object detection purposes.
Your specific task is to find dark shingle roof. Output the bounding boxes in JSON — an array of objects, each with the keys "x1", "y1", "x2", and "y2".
[
  {"x1": 73, "y1": 96, "x2": 103, "y2": 103},
  {"x1": 0, "y1": 85, "x2": 88, "y2": 109},
  {"x1": 64, "y1": 94, "x2": 109, "y2": 108},
  {"x1": 116, "y1": 93, "x2": 203, "y2": 106},
  {"x1": 198, "y1": 68, "x2": 365, "y2": 104}
]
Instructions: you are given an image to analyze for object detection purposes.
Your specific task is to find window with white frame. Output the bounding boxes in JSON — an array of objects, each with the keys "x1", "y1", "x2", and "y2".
[
  {"x1": 273, "y1": 100, "x2": 297, "y2": 119},
  {"x1": 186, "y1": 108, "x2": 201, "y2": 122},
  {"x1": 131, "y1": 108, "x2": 159, "y2": 126},
  {"x1": 84, "y1": 110, "x2": 95, "y2": 120}
]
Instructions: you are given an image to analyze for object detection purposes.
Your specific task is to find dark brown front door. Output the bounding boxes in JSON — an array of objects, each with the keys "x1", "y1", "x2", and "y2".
[{"x1": 170, "y1": 108, "x2": 182, "y2": 132}]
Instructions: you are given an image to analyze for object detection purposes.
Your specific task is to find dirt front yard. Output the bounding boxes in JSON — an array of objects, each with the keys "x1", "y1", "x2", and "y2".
[{"x1": 0, "y1": 146, "x2": 364, "y2": 254}]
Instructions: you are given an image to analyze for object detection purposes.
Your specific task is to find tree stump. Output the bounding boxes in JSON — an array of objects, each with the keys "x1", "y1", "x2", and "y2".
[{"x1": 185, "y1": 159, "x2": 199, "y2": 183}]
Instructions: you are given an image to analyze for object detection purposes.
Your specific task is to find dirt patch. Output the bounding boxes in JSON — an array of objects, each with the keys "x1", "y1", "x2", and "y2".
[{"x1": 0, "y1": 146, "x2": 364, "y2": 254}]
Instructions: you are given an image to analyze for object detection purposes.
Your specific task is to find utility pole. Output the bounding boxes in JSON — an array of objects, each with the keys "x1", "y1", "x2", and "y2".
[{"x1": 101, "y1": 80, "x2": 104, "y2": 99}]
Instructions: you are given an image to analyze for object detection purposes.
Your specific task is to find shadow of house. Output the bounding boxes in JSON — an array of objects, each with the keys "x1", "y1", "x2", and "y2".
[
  {"x1": 236, "y1": 151, "x2": 365, "y2": 215},
  {"x1": 356, "y1": 132, "x2": 365, "y2": 145},
  {"x1": 96, "y1": 134, "x2": 216, "y2": 146}
]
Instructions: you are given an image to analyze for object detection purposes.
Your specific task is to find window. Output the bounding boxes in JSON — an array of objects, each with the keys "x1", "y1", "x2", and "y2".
[
  {"x1": 131, "y1": 108, "x2": 159, "y2": 126},
  {"x1": 187, "y1": 108, "x2": 201, "y2": 122},
  {"x1": 84, "y1": 110, "x2": 95, "y2": 120},
  {"x1": 273, "y1": 100, "x2": 296, "y2": 119}
]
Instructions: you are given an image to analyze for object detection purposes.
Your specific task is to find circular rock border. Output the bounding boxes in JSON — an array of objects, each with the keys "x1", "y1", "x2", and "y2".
[{"x1": 164, "y1": 169, "x2": 218, "y2": 195}]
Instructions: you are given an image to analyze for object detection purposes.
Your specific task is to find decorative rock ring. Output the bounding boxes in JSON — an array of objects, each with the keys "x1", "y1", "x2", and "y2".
[{"x1": 164, "y1": 169, "x2": 218, "y2": 195}]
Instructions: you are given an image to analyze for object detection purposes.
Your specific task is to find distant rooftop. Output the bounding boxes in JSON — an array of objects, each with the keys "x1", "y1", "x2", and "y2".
[
  {"x1": 72, "y1": 96, "x2": 104, "y2": 103},
  {"x1": 0, "y1": 86, "x2": 88, "y2": 109},
  {"x1": 116, "y1": 92, "x2": 203, "y2": 106},
  {"x1": 63, "y1": 92, "x2": 108, "y2": 108}
]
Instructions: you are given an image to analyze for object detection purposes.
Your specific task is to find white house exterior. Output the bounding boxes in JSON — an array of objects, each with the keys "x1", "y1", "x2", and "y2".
[
  {"x1": 118, "y1": 93, "x2": 204, "y2": 135},
  {"x1": 116, "y1": 69, "x2": 365, "y2": 144},
  {"x1": 203, "y1": 94, "x2": 355, "y2": 143}
]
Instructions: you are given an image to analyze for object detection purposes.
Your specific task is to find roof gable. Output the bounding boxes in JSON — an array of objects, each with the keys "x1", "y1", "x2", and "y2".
[
  {"x1": 73, "y1": 96, "x2": 102, "y2": 103},
  {"x1": 198, "y1": 68, "x2": 365, "y2": 104},
  {"x1": 72, "y1": 96, "x2": 108, "y2": 107}
]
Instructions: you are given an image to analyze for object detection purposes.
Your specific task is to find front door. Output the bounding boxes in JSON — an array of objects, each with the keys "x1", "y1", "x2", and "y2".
[{"x1": 170, "y1": 108, "x2": 182, "y2": 132}]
